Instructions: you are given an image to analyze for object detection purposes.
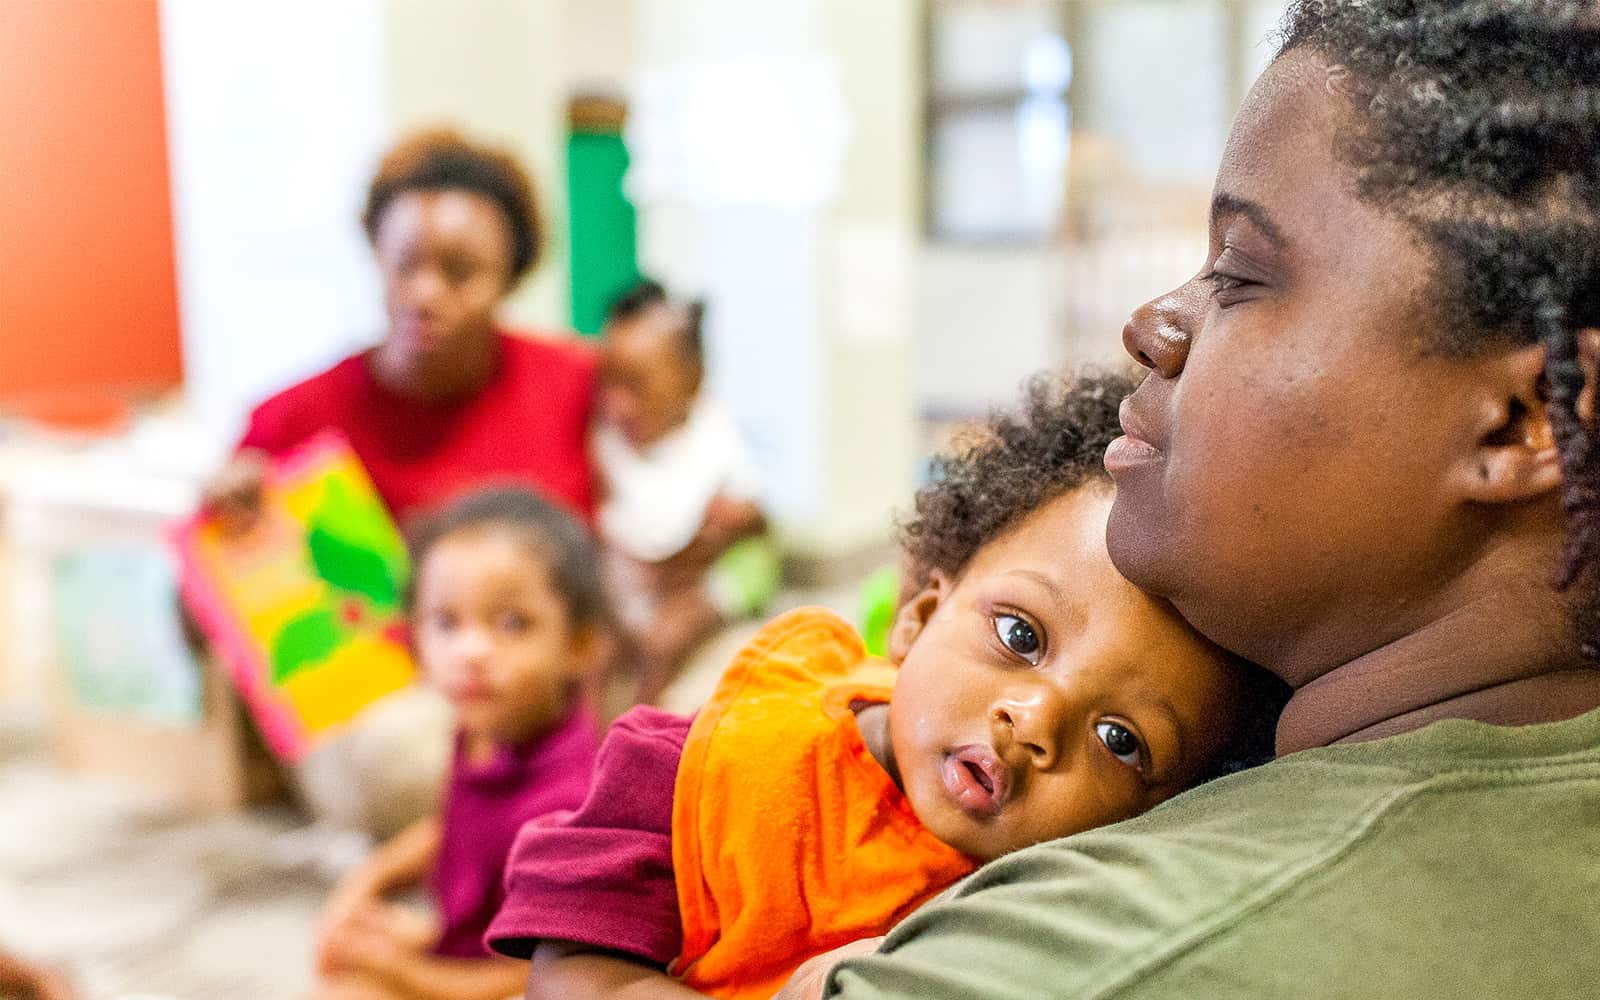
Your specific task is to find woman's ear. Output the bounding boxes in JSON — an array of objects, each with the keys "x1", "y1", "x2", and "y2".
[
  {"x1": 1458, "y1": 340, "x2": 1575, "y2": 505},
  {"x1": 886, "y1": 569, "x2": 951, "y2": 666}
]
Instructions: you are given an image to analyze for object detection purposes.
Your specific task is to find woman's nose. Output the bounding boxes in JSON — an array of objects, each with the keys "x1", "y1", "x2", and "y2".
[
  {"x1": 1121, "y1": 290, "x2": 1194, "y2": 379},
  {"x1": 990, "y1": 689, "x2": 1064, "y2": 772},
  {"x1": 405, "y1": 266, "x2": 447, "y2": 309}
]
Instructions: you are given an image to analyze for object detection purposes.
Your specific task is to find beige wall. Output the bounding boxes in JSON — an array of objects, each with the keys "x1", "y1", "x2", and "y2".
[
  {"x1": 384, "y1": 0, "x2": 571, "y2": 331},
  {"x1": 807, "y1": 0, "x2": 923, "y2": 555}
]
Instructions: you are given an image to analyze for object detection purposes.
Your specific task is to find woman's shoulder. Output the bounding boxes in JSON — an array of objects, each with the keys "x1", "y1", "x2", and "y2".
[
  {"x1": 496, "y1": 328, "x2": 599, "y2": 378},
  {"x1": 240, "y1": 350, "x2": 370, "y2": 452}
]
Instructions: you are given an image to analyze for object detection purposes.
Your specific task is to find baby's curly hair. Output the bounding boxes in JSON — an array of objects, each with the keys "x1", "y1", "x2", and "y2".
[
  {"x1": 362, "y1": 128, "x2": 545, "y2": 286},
  {"x1": 899, "y1": 370, "x2": 1135, "y2": 589},
  {"x1": 900, "y1": 370, "x2": 1290, "y2": 777}
]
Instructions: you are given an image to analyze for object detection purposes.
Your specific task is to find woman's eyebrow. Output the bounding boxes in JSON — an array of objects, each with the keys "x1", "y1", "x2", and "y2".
[{"x1": 1211, "y1": 192, "x2": 1287, "y2": 250}]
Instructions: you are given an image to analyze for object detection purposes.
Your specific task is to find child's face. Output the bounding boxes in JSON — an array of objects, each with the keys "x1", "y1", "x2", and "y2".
[
  {"x1": 413, "y1": 527, "x2": 595, "y2": 745},
  {"x1": 887, "y1": 487, "x2": 1247, "y2": 862},
  {"x1": 600, "y1": 306, "x2": 701, "y2": 449}
]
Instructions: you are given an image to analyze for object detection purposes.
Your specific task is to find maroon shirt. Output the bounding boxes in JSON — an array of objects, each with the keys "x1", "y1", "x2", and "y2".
[
  {"x1": 432, "y1": 706, "x2": 601, "y2": 958},
  {"x1": 239, "y1": 330, "x2": 598, "y2": 527},
  {"x1": 486, "y1": 705, "x2": 690, "y2": 965}
]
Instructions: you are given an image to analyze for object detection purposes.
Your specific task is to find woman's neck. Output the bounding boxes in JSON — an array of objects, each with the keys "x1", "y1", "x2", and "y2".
[
  {"x1": 371, "y1": 328, "x2": 500, "y2": 402},
  {"x1": 1275, "y1": 582, "x2": 1600, "y2": 755}
]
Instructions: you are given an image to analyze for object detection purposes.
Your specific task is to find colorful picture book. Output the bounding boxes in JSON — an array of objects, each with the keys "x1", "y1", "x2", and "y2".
[{"x1": 173, "y1": 431, "x2": 415, "y2": 762}]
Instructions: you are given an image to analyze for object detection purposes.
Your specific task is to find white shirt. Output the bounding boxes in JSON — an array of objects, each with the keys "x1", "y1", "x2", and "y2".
[{"x1": 594, "y1": 399, "x2": 762, "y2": 562}]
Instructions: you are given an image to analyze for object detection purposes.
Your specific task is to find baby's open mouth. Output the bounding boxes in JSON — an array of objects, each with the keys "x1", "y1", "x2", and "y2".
[{"x1": 942, "y1": 744, "x2": 1010, "y2": 818}]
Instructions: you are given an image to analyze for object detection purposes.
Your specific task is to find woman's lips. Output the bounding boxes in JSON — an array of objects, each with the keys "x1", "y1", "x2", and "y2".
[
  {"x1": 1104, "y1": 435, "x2": 1163, "y2": 473},
  {"x1": 1106, "y1": 399, "x2": 1166, "y2": 473},
  {"x1": 942, "y1": 744, "x2": 1010, "y2": 818}
]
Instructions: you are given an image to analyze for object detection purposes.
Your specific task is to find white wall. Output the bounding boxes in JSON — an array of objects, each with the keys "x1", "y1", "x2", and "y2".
[
  {"x1": 162, "y1": 0, "x2": 573, "y2": 451},
  {"x1": 160, "y1": 0, "x2": 388, "y2": 448}
]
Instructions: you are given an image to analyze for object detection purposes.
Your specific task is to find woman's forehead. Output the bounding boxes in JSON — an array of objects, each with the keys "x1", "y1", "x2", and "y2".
[{"x1": 1218, "y1": 50, "x2": 1341, "y2": 199}]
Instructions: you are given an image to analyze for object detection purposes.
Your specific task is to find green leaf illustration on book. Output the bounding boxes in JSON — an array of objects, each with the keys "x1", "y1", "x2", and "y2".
[
  {"x1": 270, "y1": 606, "x2": 343, "y2": 684},
  {"x1": 304, "y1": 476, "x2": 408, "y2": 609},
  {"x1": 307, "y1": 526, "x2": 401, "y2": 607}
]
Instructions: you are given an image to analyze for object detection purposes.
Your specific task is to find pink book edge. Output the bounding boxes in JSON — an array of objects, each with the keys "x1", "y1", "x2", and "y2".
[{"x1": 170, "y1": 430, "x2": 369, "y2": 763}]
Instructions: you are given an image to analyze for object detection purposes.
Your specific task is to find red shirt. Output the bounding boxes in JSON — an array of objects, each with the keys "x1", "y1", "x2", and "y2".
[
  {"x1": 432, "y1": 705, "x2": 601, "y2": 958},
  {"x1": 239, "y1": 330, "x2": 598, "y2": 527}
]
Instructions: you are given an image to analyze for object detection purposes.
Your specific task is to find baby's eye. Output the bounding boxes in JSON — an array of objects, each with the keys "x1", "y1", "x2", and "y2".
[
  {"x1": 432, "y1": 610, "x2": 459, "y2": 632},
  {"x1": 993, "y1": 614, "x2": 1042, "y2": 664},
  {"x1": 1095, "y1": 721, "x2": 1142, "y2": 769}
]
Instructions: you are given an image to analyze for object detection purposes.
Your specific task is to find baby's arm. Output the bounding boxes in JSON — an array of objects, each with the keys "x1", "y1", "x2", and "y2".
[
  {"x1": 318, "y1": 816, "x2": 442, "y2": 972},
  {"x1": 672, "y1": 495, "x2": 766, "y2": 573},
  {"x1": 528, "y1": 941, "x2": 707, "y2": 1000},
  {"x1": 331, "y1": 950, "x2": 527, "y2": 1000}
]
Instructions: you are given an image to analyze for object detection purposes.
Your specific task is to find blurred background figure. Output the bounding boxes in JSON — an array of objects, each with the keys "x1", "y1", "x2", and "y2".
[
  {"x1": 595, "y1": 280, "x2": 774, "y2": 708},
  {"x1": 0, "y1": 1, "x2": 1291, "y2": 997},
  {"x1": 203, "y1": 126, "x2": 597, "y2": 861},
  {"x1": 205, "y1": 127, "x2": 597, "y2": 534}
]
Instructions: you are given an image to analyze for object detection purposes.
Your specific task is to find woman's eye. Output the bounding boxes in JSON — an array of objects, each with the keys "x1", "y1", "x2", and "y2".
[
  {"x1": 993, "y1": 614, "x2": 1042, "y2": 663},
  {"x1": 1095, "y1": 721, "x2": 1143, "y2": 768},
  {"x1": 1203, "y1": 271, "x2": 1247, "y2": 295},
  {"x1": 499, "y1": 612, "x2": 530, "y2": 634}
]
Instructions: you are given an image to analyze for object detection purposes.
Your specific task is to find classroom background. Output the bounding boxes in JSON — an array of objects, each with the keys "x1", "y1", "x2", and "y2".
[{"x1": 0, "y1": 1, "x2": 1286, "y2": 997}]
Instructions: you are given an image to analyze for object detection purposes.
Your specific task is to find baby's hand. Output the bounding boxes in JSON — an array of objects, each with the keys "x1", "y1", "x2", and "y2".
[{"x1": 772, "y1": 937, "x2": 885, "y2": 1000}]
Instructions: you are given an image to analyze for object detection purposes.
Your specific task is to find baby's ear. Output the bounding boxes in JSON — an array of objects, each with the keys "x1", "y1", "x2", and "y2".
[{"x1": 886, "y1": 570, "x2": 950, "y2": 665}]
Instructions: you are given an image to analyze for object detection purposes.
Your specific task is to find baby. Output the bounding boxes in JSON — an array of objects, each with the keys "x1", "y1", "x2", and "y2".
[
  {"x1": 490, "y1": 372, "x2": 1287, "y2": 999},
  {"x1": 594, "y1": 279, "x2": 776, "y2": 705}
]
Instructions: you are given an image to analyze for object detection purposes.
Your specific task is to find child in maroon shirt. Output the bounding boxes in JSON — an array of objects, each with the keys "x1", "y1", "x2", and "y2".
[{"x1": 314, "y1": 488, "x2": 611, "y2": 1000}]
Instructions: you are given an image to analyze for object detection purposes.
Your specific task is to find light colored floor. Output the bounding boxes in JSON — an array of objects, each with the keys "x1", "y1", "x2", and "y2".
[
  {"x1": 0, "y1": 706, "x2": 323, "y2": 999},
  {"x1": 0, "y1": 582, "x2": 864, "y2": 1000}
]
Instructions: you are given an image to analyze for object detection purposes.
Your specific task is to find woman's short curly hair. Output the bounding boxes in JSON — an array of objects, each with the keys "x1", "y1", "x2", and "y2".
[
  {"x1": 898, "y1": 369, "x2": 1136, "y2": 589},
  {"x1": 361, "y1": 128, "x2": 544, "y2": 286}
]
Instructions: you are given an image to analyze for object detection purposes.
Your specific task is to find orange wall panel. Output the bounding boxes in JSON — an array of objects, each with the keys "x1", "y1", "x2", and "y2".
[{"x1": 0, "y1": 0, "x2": 184, "y2": 402}]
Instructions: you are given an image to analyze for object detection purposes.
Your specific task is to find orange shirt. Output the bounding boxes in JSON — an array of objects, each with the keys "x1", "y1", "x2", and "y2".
[{"x1": 670, "y1": 608, "x2": 976, "y2": 999}]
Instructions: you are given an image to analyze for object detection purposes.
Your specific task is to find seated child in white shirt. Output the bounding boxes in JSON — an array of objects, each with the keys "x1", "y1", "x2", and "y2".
[{"x1": 594, "y1": 280, "x2": 777, "y2": 706}]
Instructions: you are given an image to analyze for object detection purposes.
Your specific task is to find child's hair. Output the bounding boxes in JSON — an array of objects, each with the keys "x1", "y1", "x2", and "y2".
[
  {"x1": 407, "y1": 487, "x2": 610, "y2": 631},
  {"x1": 899, "y1": 369, "x2": 1290, "y2": 778},
  {"x1": 1274, "y1": 1, "x2": 1600, "y2": 649},
  {"x1": 606, "y1": 277, "x2": 707, "y2": 367},
  {"x1": 361, "y1": 128, "x2": 544, "y2": 285},
  {"x1": 899, "y1": 369, "x2": 1135, "y2": 589}
]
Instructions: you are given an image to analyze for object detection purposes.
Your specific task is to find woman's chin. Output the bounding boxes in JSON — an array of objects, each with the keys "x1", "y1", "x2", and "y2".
[{"x1": 1105, "y1": 489, "x2": 1171, "y2": 592}]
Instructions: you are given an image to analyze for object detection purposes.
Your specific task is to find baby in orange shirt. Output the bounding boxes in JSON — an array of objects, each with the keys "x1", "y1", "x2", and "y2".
[{"x1": 489, "y1": 371, "x2": 1289, "y2": 999}]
